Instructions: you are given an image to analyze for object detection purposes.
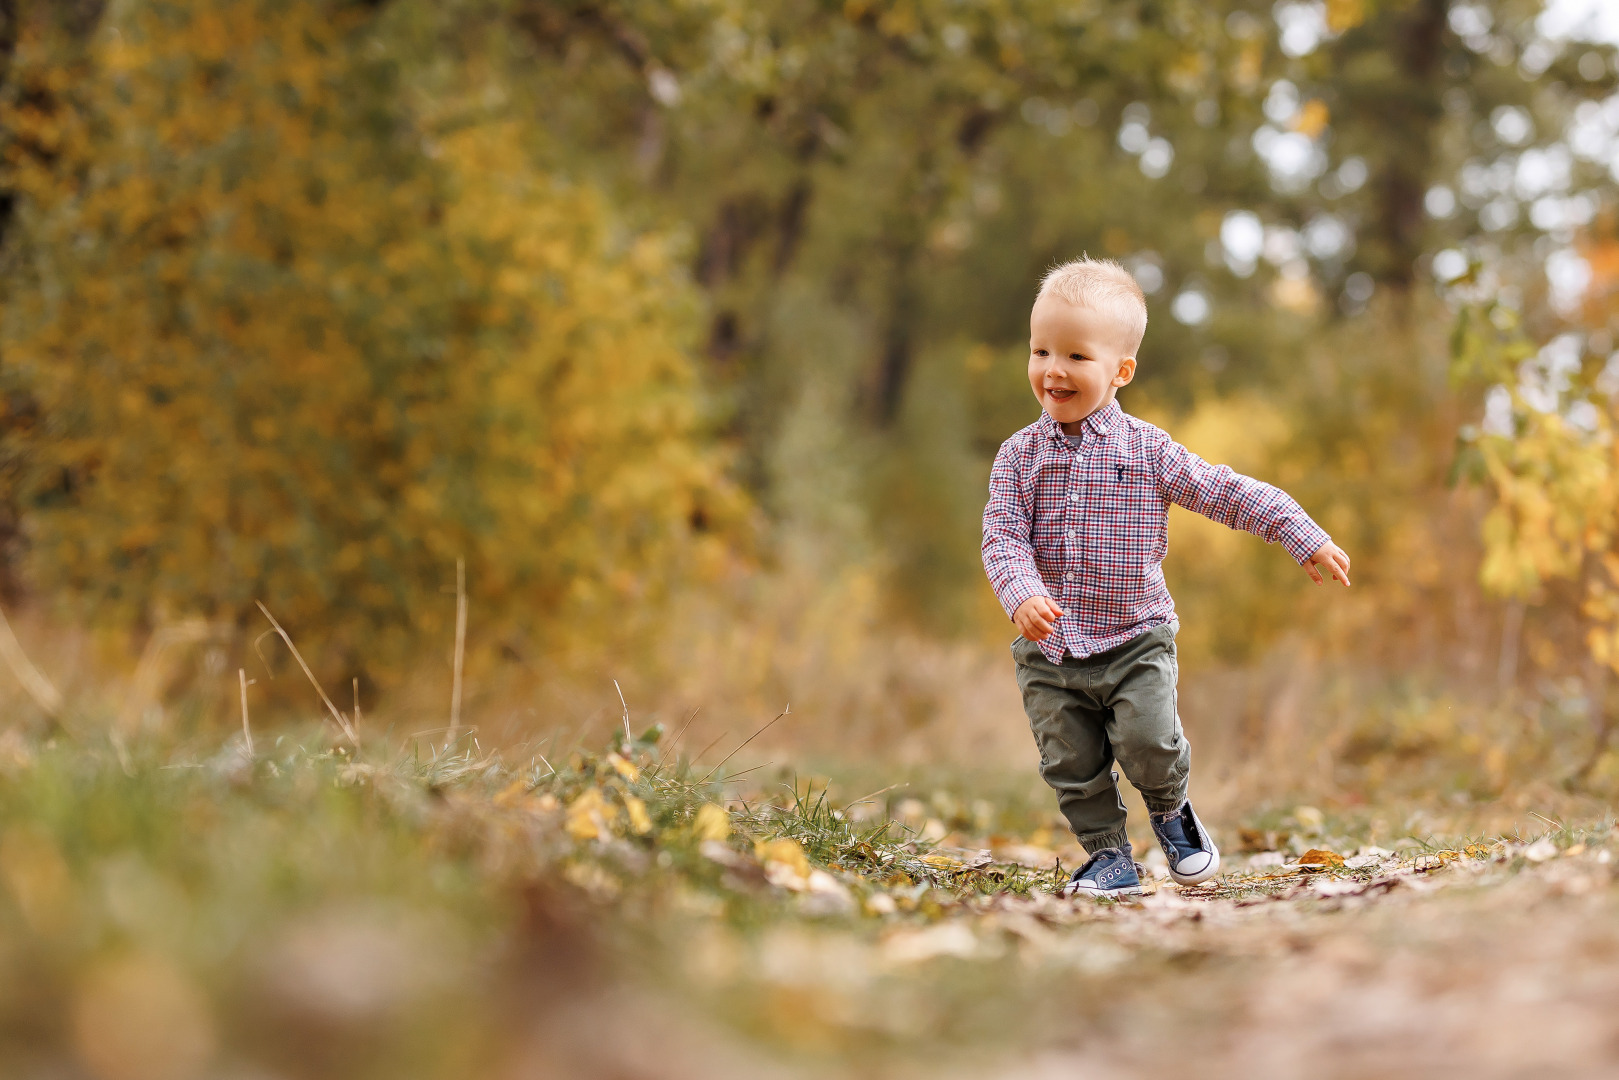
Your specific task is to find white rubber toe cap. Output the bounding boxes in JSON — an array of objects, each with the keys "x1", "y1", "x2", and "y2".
[{"x1": 1169, "y1": 847, "x2": 1220, "y2": 885}]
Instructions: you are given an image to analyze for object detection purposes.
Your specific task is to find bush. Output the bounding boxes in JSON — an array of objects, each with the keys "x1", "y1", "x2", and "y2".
[{"x1": 0, "y1": 0, "x2": 739, "y2": 672}]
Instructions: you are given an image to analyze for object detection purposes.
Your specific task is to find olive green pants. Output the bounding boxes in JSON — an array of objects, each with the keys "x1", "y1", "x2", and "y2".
[{"x1": 1012, "y1": 624, "x2": 1190, "y2": 855}]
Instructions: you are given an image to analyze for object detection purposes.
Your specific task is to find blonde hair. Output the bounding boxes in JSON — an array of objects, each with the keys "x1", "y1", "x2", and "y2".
[{"x1": 1037, "y1": 256, "x2": 1148, "y2": 354}]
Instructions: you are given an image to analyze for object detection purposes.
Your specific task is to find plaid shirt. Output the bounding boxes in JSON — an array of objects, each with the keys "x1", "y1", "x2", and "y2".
[{"x1": 982, "y1": 400, "x2": 1330, "y2": 664}]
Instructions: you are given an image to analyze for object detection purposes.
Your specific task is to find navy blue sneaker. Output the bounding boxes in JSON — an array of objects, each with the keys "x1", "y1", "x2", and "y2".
[
  {"x1": 1061, "y1": 846, "x2": 1143, "y2": 898},
  {"x1": 1150, "y1": 800, "x2": 1221, "y2": 885}
]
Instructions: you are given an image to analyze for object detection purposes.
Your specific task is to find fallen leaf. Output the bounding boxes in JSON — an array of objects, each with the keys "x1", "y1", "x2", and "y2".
[
  {"x1": 845, "y1": 841, "x2": 879, "y2": 863},
  {"x1": 623, "y1": 794, "x2": 652, "y2": 836},
  {"x1": 756, "y1": 838, "x2": 810, "y2": 878},
  {"x1": 1523, "y1": 838, "x2": 1558, "y2": 862},
  {"x1": 699, "y1": 839, "x2": 745, "y2": 868},
  {"x1": 799, "y1": 871, "x2": 855, "y2": 914},
  {"x1": 1312, "y1": 877, "x2": 1364, "y2": 898},
  {"x1": 693, "y1": 803, "x2": 731, "y2": 842},
  {"x1": 523, "y1": 792, "x2": 560, "y2": 814},
  {"x1": 1296, "y1": 848, "x2": 1345, "y2": 869},
  {"x1": 565, "y1": 788, "x2": 617, "y2": 842},
  {"x1": 605, "y1": 752, "x2": 640, "y2": 783},
  {"x1": 765, "y1": 862, "x2": 810, "y2": 891},
  {"x1": 492, "y1": 778, "x2": 529, "y2": 808},
  {"x1": 865, "y1": 893, "x2": 897, "y2": 915}
]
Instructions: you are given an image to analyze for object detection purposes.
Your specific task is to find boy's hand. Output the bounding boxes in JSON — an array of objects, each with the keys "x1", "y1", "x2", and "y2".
[
  {"x1": 1014, "y1": 595, "x2": 1065, "y2": 641},
  {"x1": 1305, "y1": 541, "x2": 1352, "y2": 587}
]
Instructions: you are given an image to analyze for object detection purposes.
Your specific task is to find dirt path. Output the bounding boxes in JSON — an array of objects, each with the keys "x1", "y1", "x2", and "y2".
[{"x1": 937, "y1": 840, "x2": 1619, "y2": 1079}]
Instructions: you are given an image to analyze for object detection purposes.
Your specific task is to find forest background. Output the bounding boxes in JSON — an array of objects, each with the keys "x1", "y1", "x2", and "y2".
[{"x1": 2, "y1": 0, "x2": 1619, "y2": 818}]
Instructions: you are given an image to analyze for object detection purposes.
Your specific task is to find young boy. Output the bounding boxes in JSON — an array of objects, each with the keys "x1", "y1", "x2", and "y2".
[{"x1": 982, "y1": 257, "x2": 1351, "y2": 897}]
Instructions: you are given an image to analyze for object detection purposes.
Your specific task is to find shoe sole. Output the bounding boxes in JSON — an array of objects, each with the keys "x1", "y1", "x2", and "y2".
[{"x1": 1063, "y1": 884, "x2": 1144, "y2": 898}]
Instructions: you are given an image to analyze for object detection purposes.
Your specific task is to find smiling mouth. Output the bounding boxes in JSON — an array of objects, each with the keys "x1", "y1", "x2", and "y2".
[{"x1": 1045, "y1": 387, "x2": 1077, "y2": 401}]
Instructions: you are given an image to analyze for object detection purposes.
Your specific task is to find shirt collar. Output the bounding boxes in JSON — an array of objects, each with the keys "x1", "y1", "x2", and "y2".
[{"x1": 1038, "y1": 399, "x2": 1122, "y2": 444}]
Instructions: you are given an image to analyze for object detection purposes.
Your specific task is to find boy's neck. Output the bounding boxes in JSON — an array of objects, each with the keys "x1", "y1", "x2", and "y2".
[{"x1": 1058, "y1": 390, "x2": 1118, "y2": 436}]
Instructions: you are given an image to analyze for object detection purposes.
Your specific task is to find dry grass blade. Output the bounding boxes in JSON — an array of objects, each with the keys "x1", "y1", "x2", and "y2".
[
  {"x1": 448, "y1": 558, "x2": 468, "y2": 741},
  {"x1": 0, "y1": 602, "x2": 62, "y2": 719},
  {"x1": 254, "y1": 601, "x2": 359, "y2": 748},
  {"x1": 614, "y1": 679, "x2": 633, "y2": 748},
  {"x1": 239, "y1": 668, "x2": 254, "y2": 758},
  {"x1": 700, "y1": 705, "x2": 790, "y2": 784}
]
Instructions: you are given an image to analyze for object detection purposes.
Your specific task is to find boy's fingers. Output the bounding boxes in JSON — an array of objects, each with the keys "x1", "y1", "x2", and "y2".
[{"x1": 1306, "y1": 562, "x2": 1323, "y2": 585}]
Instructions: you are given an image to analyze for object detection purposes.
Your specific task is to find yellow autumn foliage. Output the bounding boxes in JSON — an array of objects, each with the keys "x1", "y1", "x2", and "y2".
[
  {"x1": 1453, "y1": 303, "x2": 1619, "y2": 674},
  {"x1": 0, "y1": 0, "x2": 737, "y2": 670}
]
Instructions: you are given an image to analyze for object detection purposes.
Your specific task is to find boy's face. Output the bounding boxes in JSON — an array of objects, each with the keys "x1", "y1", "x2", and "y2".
[{"x1": 1028, "y1": 296, "x2": 1138, "y2": 433}]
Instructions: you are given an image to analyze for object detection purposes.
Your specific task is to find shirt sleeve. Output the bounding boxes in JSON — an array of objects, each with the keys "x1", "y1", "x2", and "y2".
[
  {"x1": 1155, "y1": 435, "x2": 1329, "y2": 565},
  {"x1": 982, "y1": 439, "x2": 1052, "y2": 620}
]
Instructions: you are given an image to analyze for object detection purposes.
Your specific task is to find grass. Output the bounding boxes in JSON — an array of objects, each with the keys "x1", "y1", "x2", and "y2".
[{"x1": 0, "y1": 712, "x2": 1617, "y2": 1079}]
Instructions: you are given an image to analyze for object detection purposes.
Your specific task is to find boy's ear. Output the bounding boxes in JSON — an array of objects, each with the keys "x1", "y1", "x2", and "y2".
[{"x1": 1113, "y1": 356, "x2": 1137, "y2": 387}]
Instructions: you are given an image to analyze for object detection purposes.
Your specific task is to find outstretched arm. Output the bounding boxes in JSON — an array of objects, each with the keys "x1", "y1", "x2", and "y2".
[
  {"x1": 1157, "y1": 437, "x2": 1348, "y2": 586},
  {"x1": 983, "y1": 442, "x2": 1066, "y2": 636}
]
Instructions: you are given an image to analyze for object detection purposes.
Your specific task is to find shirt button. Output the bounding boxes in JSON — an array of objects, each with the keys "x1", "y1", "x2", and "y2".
[
  {"x1": 1068, "y1": 494, "x2": 1079, "y2": 501},
  {"x1": 1064, "y1": 572, "x2": 1074, "y2": 581},
  {"x1": 1067, "y1": 530, "x2": 1076, "y2": 538}
]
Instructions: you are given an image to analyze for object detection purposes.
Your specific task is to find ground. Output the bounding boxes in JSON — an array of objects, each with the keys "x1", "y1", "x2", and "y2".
[{"x1": 0, "y1": 726, "x2": 1615, "y2": 1080}]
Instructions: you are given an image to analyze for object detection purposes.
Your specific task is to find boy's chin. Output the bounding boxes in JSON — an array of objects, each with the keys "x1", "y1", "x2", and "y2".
[{"x1": 1042, "y1": 398, "x2": 1092, "y2": 423}]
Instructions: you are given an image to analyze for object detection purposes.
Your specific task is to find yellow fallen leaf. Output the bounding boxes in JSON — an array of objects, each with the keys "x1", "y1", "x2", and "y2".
[
  {"x1": 526, "y1": 792, "x2": 561, "y2": 813},
  {"x1": 921, "y1": 853, "x2": 963, "y2": 870},
  {"x1": 566, "y1": 788, "x2": 618, "y2": 842},
  {"x1": 493, "y1": 778, "x2": 529, "y2": 808},
  {"x1": 755, "y1": 838, "x2": 810, "y2": 878},
  {"x1": 1296, "y1": 848, "x2": 1345, "y2": 869},
  {"x1": 606, "y1": 752, "x2": 640, "y2": 783},
  {"x1": 693, "y1": 803, "x2": 731, "y2": 842},
  {"x1": 624, "y1": 794, "x2": 652, "y2": 836}
]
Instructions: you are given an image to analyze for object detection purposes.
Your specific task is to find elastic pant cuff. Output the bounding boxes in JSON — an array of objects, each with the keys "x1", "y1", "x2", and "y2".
[
  {"x1": 1145, "y1": 796, "x2": 1188, "y2": 817},
  {"x1": 1078, "y1": 830, "x2": 1131, "y2": 857}
]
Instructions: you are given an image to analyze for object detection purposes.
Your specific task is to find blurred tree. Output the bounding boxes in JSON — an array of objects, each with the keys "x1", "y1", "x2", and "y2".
[
  {"x1": 0, "y1": 0, "x2": 1614, "y2": 689},
  {"x1": 0, "y1": 0, "x2": 736, "y2": 671},
  {"x1": 493, "y1": 0, "x2": 1616, "y2": 645}
]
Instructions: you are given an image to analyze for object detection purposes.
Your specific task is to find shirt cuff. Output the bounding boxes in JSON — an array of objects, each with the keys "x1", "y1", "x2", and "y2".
[
  {"x1": 1277, "y1": 515, "x2": 1331, "y2": 565},
  {"x1": 999, "y1": 576, "x2": 1053, "y2": 621}
]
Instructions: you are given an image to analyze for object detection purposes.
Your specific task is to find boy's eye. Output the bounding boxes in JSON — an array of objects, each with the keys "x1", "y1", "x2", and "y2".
[{"x1": 1070, "y1": 353, "x2": 1087, "y2": 362}]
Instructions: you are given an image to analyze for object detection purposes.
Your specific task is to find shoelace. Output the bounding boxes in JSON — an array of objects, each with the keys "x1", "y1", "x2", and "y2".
[{"x1": 1073, "y1": 850, "x2": 1124, "y2": 882}]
